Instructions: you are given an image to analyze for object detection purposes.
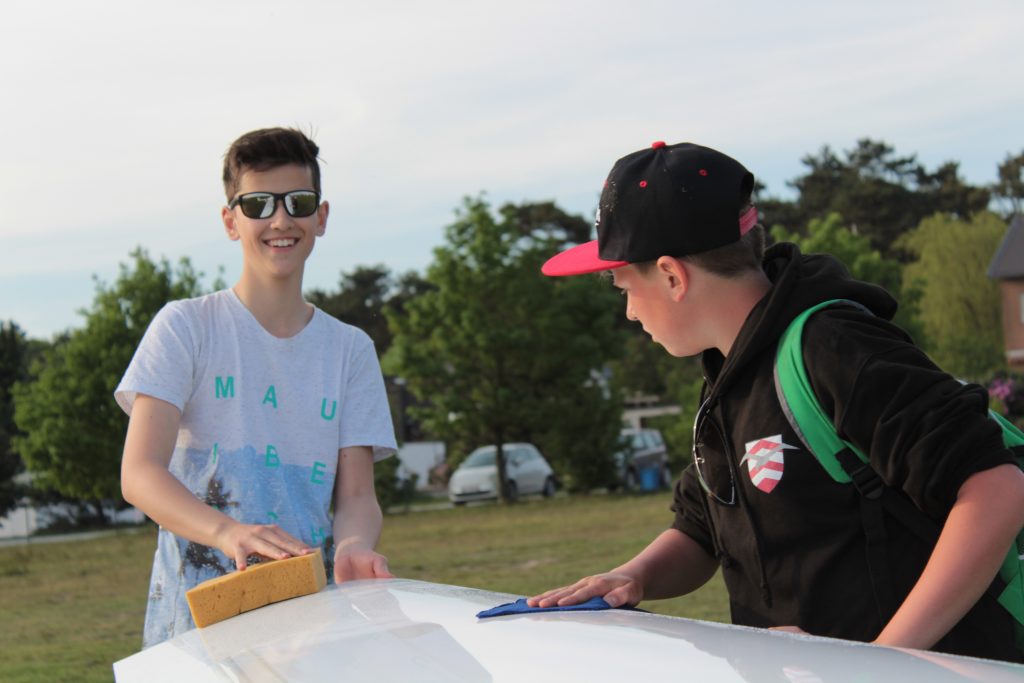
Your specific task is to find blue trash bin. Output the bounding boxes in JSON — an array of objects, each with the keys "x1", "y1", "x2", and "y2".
[{"x1": 639, "y1": 466, "x2": 660, "y2": 492}]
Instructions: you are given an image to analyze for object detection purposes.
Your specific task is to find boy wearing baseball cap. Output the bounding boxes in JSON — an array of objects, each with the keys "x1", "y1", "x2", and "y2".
[{"x1": 531, "y1": 141, "x2": 1024, "y2": 661}]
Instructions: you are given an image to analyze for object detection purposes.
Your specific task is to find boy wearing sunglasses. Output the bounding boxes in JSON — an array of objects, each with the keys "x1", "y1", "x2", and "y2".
[
  {"x1": 530, "y1": 141, "x2": 1024, "y2": 661},
  {"x1": 116, "y1": 127, "x2": 397, "y2": 647}
]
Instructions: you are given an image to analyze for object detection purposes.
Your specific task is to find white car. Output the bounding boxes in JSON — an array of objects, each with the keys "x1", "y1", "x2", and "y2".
[
  {"x1": 114, "y1": 578, "x2": 1024, "y2": 682},
  {"x1": 448, "y1": 443, "x2": 556, "y2": 505}
]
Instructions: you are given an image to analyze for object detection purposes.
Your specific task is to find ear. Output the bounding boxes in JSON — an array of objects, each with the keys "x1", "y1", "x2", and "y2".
[
  {"x1": 316, "y1": 200, "x2": 329, "y2": 237},
  {"x1": 655, "y1": 256, "x2": 689, "y2": 302},
  {"x1": 222, "y1": 205, "x2": 240, "y2": 242}
]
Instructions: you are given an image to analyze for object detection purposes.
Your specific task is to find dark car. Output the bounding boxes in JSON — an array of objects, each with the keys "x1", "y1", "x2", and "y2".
[{"x1": 613, "y1": 428, "x2": 673, "y2": 491}]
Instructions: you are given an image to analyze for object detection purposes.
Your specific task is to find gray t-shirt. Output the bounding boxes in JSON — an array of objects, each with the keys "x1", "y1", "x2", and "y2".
[{"x1": 115, "y1": 289, "x2": 396, "y2": 647}]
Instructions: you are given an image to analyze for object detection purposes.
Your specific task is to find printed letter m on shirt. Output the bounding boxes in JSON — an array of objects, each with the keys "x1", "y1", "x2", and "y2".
[{"x1": 215, "y1": 376, "x2": 235, "y2": 399}]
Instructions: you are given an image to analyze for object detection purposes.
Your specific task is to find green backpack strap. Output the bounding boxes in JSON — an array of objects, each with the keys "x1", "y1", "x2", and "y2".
[
  {"x1": 775, "y1": 298, "x2": 1024, "y2": 647},
  {"x1": 774, "y1": 299, "x2": 905, "y2": 615},
  {"x1": 773, "y1": 298, "x2": 870, "y2": 483},
  {"x1": 990, "y1": 411, "x2": 1024, "y2": 647},
  {"x1": 992, "y1": 410, "x2": 1024, "y2": 449}
]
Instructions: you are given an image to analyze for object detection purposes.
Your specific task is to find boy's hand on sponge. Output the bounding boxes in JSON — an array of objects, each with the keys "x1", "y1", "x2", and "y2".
[
  {"x1": 333, "y1": 548, "x2": 395, "y2": 583},
  {"x1": 186, "y1": 550, "x2": 327, "y2": 627},
  {"x1": 216, "y1": 521, "x2": 313, "y2": 571}
]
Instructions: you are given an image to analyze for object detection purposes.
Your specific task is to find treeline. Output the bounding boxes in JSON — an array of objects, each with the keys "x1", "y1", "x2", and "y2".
[{"x1": 1, "y1": 139, "x2": 1022, "y2": 521}]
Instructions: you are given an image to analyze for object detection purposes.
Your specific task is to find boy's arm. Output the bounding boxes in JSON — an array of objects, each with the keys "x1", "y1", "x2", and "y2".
[
  {"x1": 528, "y1": 527, "x2": 718, "y2": 608},
  {"x1": 873, "y1": 463, "x2": 1024, "y2": 650},
  {"x1": 331, "y1": 445, "x2": 394, "y2": 583},
  {"x1": 120, "y1": 394, "x2": 311, "y2": 570}
]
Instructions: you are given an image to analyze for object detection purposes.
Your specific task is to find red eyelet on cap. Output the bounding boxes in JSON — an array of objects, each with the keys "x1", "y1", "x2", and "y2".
[
  {"x1": 651, "y1": 141, "x2": 666, "y2": 149},
  {"x1": 639, "y1": 180, "x2": 648, "y2": 188}
]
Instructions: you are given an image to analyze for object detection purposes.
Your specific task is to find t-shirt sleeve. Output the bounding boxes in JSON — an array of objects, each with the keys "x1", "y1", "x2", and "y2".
[
  {"x1": 114, "y1": 302, "x2": 196, "y2": 415},
  {"x1": 338, "y1": 334, "x2": 397, "y2": 462}
]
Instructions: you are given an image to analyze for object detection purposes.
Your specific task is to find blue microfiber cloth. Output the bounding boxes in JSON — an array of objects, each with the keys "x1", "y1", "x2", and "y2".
[{"x1": 476, "y1": 596, "x2": 642, "y2": 619}]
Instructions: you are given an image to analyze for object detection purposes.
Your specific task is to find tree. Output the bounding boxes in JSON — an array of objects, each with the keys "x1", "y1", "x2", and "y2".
[
  {"x1": 771, "y1": 212, "x2": 924, "y2": 343},
  {"x1": 611, "y1": 332, "x2": 677, "y2": 399},
  {"x1": 308, "y1": 265, "x2": 434, "y2": 356},
  {"x1": 767, "y1": 139, "x2": 990, "y2": 255},
  {"x1": 385, "y1": 197, "x2": 625, "y2": 497},
  {"x1": 307, "y1": 265, "x2": 394, "y2": 352},
  {"x1": 388, "y1": 271, "x2": 436, "y2": 321},
  {"x1": 500, "y1": 200, "x2": 593, "y2": 245},
  {"x1": 918, "y1": 161, "x2": 992, "y2": 221},
  {"x1": 308, "y1": 266, "x2": 434, "y2": 449},
  {"x1": 646, "y1": 370, "x2": 704, "y2": 473},
  {"x1": 992, "y1": 150, "x2": 1024, "y2": 217},
  {"x1": 896, "y1": 212, "x2": 1007, "y2": 380},
  {"x1": 12, "y1": 250, "x2": 205, "y2": 519},
  {"x1": 0, "y1": 321, "x2": 37, "y2": 517}
]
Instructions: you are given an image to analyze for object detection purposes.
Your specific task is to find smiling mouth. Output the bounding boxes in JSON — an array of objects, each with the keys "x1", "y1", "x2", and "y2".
[{"x1": 265, "y1": 238, "x2": 297, "y2": 248}]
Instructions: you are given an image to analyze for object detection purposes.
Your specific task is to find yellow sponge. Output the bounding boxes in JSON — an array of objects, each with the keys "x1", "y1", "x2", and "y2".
[{"x1": 186, "y1": 550, "x2": 327, "y2": 628}]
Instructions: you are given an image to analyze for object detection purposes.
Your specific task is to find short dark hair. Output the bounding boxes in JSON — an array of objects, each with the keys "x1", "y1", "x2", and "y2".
[
  {"x1": 222, "y1": 127, "x2": 321, "y2": 201},
  {"x1": 633, "y1": 206, "x2": 765, "y2": 278},
  {"x1": 681, "y1": 223, "x2": 765, "y2": 277}
]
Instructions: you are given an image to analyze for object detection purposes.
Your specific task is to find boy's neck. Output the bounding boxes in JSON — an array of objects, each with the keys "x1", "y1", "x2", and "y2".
[
  {"x1": 707, "y1": 270, "x2": 772, "y2": 357},
  {"x1": 232, "y1": 273, "x2": 313, "y2": 338}
]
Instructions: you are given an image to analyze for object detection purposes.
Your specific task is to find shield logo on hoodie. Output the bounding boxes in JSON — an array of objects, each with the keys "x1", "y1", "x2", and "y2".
[{"x1": 740, "y1": 435, "x2": 796, "y2": 493}]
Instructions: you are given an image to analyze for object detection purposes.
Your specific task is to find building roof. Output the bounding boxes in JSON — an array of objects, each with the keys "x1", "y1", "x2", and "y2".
[{"x1": 989, "y1": 214, "x2": 1024, "y2": 279}]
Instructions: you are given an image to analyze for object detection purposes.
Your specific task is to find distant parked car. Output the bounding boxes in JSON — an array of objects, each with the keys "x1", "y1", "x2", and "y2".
[
  {"x1": 448, "y1": 443, "x2": 556, "y2": 505},
  {"x1": 613, "y1": 428, "x2": 673, "y2": 491}
]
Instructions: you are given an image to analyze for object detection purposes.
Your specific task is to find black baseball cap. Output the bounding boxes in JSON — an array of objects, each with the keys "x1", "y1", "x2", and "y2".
[{"x1": 542, "y1": 141, "x2": 758, "y2": 276}]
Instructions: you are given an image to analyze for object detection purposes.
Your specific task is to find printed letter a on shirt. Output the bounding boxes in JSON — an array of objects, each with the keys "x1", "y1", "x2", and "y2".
[{"x1": 215, "y1": 376, "x2": 235, "y2": 399}]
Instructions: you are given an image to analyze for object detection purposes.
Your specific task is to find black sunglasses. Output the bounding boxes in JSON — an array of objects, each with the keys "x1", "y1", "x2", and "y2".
[
  {"x1": 692, "y1": 397, "x2": 737, "y2": 506},
  {"x1": 228, "y1": 190, "x2": 320, "y2": 219}
]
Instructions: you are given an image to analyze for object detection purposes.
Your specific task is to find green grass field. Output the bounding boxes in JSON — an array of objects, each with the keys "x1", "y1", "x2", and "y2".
[{"x1": 0, "y1": 492, "x2": 728, "y2": 683}]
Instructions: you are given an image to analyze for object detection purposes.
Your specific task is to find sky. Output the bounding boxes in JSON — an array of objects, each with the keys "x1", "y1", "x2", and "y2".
[{"x1": 2, "y1": 0, "x2": 1022, "y2": 340}]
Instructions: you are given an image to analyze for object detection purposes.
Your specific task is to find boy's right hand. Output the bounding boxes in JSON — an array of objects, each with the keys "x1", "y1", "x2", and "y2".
[
  {"x1": 527, "y1": 571, "x2": 643, "y2": 609},
  {"x1": 216, "y1": 522, "x2": 312, "y2": 571}
]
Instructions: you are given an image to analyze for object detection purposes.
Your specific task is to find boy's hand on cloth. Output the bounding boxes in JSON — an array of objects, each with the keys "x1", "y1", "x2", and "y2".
[
  {"x1": 334, "y1": 548, "x2": 394, "y2": 583},
  {"x1": 216, "y1": 521, "x2": 312, "y2": 571},
  {"x1": 527, "y1": 571, "x2": 643, "y2": 609}
]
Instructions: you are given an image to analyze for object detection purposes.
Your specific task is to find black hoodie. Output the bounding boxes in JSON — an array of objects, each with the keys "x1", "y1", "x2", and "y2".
[{"x1": 671, "y1": 242, "x2": 1020, "y2": 662}]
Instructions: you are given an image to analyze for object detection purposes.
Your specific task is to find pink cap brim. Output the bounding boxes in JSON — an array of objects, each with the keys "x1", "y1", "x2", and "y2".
[{"x1": 541, "y1": 240, "x2": 630, "y2": 276}]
